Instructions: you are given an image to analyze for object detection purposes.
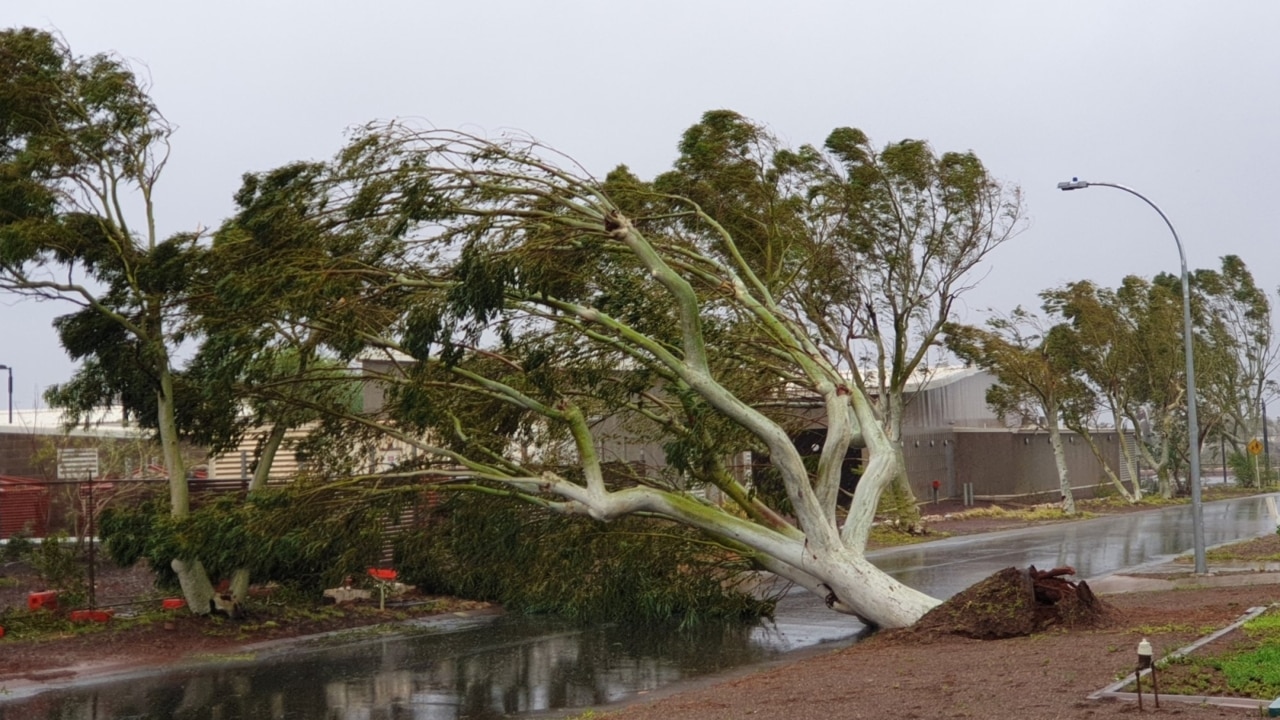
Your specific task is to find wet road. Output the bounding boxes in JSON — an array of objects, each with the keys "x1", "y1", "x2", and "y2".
[
  {"x1": 874, "y1": 492, "x2": 1280, "y2": 598},
  {"x1": 754, "y1": 493, "x2": 1280, "y2": 660},
  {"x1": 3, "y1": 493, "x2": 1277, "y2": 719}
]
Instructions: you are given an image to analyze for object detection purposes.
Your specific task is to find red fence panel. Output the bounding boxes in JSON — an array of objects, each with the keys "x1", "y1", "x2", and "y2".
[{"x1": 0, "y1": 476, "x2": 50, "y2": 539}]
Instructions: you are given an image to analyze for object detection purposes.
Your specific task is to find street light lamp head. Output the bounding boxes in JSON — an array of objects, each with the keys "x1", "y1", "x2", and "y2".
[{"x1": 1057, "y1": 178, "x2": 1090, "y2": 191}]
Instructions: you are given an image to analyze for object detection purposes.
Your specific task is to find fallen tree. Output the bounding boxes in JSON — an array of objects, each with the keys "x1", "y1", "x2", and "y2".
[{"x1": 207, "y1": 113, "x2": 1022, "y2": 628}]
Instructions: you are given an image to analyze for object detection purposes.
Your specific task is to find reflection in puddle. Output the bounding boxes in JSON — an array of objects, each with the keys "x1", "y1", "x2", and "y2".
[{"x1": 1, "y1": 615, "x2": 791, "y2": 719}]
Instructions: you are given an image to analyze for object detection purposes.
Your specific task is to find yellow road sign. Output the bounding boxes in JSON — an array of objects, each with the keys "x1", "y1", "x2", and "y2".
[{"x1": 1248, "y1": 438, "x2": 1263, "y2": 456}]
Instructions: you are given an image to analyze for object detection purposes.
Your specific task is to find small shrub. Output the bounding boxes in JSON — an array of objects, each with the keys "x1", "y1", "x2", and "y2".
[
  {"x1": 2, "y1": 525, "x2": 34, "y2": 562},
  {"x1": 1229, "y1": 451, "x2": 1277, "y2": 489},
  {"x1": 26, "y1": 533, "x2": 87, "y2": 605}
]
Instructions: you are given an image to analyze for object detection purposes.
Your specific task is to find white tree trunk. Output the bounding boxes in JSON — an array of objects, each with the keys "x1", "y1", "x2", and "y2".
[
  {"x1": 813, "y1": 549, "x2": 941, "y2": 627},
  {"x1": 883, "y1": 392, "x2": 922, "y2": 527},
  {"x1": 173, "y1": 558, "x2": 216, "y2": 613},
  {"x1": 229, "y1": 422, "x2": 289, "y2": 603},
  {"x1": 1045, "y1": 404, "x2": 1076, "y2": 514},
  {"x1": 156, "y1": 369, "x2": 216, "y2": 613}
]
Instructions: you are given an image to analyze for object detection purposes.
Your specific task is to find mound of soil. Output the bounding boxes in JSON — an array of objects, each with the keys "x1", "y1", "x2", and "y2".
[{"x1": 912, "y1": 566, "x2": 1117, "y2": 639}]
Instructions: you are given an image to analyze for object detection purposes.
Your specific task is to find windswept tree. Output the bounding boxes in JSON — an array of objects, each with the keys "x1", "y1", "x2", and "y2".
[
  {"x1": 945, "y1": 309, "x2": 1093, "y2": 512},
  {"x1": 0, "y1": 29, "x2": 215, "y2": 610},
  {"x1": 1043, "y1": 278, "x2": 1185, "y2": 497},
  {"x1": 181, "y1": 160, "x2": 406, "y2": 603},
  {"x1": 206, "y1": 114, "x2": 1024, "y2": 627},
  {"x1": 798, "y1": 125, "x2": 1025, "y2": 521},
  {"x1": 1189, "y1": 256, "x2": 1279, "y2": 456},
  {"x1": 639, "y1": 112, "x2": 1026, "y2": 524}
]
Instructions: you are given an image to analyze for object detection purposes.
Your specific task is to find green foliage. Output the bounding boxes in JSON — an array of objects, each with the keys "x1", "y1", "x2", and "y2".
[
  {"x1": 98, "y1": 497, "x2": 180, "y2": 586},
  {"x1": 1242, "y1": 612, "x2": 1280, "y2": 638},
  {"x1": 1, "y1": 525, "x2": 34, "y2": 562},
  {"x1": 24, "y1": 534, "x2": 87, "y2": 605},
  {"x1": 1215, "y1": 644, "x2": 1280, "y2": 696},
  {"x1": 191, "y1": 488, "x2": 387, "y2": 591},
  {"x1": 1228, "y1": 450, "x2": 1276, "y2": 489},
  {"x1": 99, "y1": 484, "x2": 393, "y2": 593},
  {"x1": 394, "y1": 494, "x2": 774, "y2": 627}
]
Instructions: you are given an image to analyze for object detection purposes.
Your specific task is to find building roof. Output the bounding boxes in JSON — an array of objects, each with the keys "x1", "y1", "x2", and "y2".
[{"x1": 0, "y1": 407, "x2": 147, "y2": 439}]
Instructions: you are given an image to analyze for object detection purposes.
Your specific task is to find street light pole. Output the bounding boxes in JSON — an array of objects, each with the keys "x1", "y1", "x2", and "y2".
[
  {"x1": 0, "y1": 364, "x2": 11, "y2": 424},
  {"x1": 1057, "y1": 178, "x2": 1207, "y2": 574}
]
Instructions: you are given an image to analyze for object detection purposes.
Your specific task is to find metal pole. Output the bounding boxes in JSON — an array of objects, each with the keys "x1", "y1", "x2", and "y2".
[
  {"x1": 1221, "y1": 435, "x2": 1227, "y2": 484},
  {"x1": 1057, "y1": 179, "x2": 1207, "y2": 574},
  {"x1": 0, "y1": 365, "x2": 11, "y2": 424},
  {"x1": 87, "y1": 472, "x2": 96, "y2": 610},
  {"x1": 1264, "y1": 400, "x2": 1271, "y2": 481}
]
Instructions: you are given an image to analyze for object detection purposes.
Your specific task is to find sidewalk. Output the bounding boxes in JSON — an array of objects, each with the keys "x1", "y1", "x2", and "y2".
[{"x1": 1091, "y1": 559, "x2": 1280, "y2": 594}]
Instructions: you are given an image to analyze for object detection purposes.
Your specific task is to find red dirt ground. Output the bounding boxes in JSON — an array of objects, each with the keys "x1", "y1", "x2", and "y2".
[{"x1": 602, "y1": 583, "x2": 1280, "y2": 720}]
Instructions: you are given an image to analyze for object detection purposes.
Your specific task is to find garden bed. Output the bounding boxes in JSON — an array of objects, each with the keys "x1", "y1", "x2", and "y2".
[{"x1": 1117, "y1": 605, "x2": 1280, "y2": 703}]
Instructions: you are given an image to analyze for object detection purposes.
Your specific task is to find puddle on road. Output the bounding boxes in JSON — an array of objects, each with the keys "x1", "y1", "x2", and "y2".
[{"x1": 0, "y1": 613, "x2": 811, "y2": 720}]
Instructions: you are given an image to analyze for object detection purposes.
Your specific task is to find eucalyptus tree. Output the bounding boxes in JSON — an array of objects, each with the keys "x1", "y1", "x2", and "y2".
[
  {"x1": 944, "y1": 309, "x2": 1092, "y2": 512},
  {"x1": 186, "y1": 160, "x2": 400, "y2": 482},
  {"x1": 1044, "y1": 277, "x2": 1194, "y2": 498},
  {"x1": 799, "y1": 126, "x2": 1025, "y2": 521},
  {"x1": 1042, "y1": 258, "x2": 1276, "y2": 497},
  {"x1": 181, "y1": 159, "x2": 417, "y2": 602},
  {"x1": 1188, "y1": 256, "x2": 1279, "y2": 455},
  {"x1": 0, "y1": 29, "x2": 216, "y2": 609},
  {"x1": 647, "y1": 112, "x2": 1026, "y2": 524},
  {"x1": 214, "y1": 114, "x2": 1028, "y2": 626}
]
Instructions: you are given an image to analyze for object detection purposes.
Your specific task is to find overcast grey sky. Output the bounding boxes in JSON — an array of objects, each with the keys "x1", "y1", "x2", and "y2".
[{"x1": 5, "y1": 0, "x2": 1279, "y2": 408}]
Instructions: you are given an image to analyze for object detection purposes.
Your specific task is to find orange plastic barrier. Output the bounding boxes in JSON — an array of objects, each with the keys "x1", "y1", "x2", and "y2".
[
  {"x1": 69, "y1": 609, "x2": 115, "y2": 623},
  {"x1": 27, "y1": 591, "x2": 58, "y2": 611}
]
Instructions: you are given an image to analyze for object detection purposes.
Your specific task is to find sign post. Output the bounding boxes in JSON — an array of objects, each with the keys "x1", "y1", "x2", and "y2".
[{"x1": 1249, "y1": 438, "x2": 1263, "y2": 488}]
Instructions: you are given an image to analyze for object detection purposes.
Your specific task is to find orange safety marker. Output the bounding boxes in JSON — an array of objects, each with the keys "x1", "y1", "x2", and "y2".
[{"x1": 27, "y1": 591, "x2": 58, "y2": 611}]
